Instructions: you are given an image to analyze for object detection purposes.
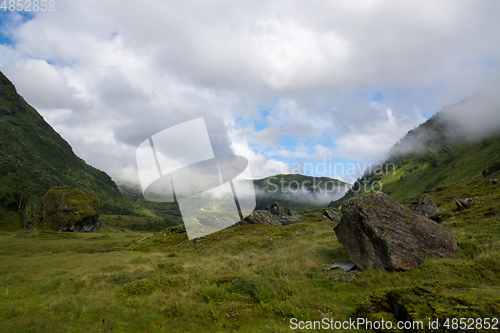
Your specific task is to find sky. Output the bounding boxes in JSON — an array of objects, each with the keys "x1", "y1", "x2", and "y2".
[{"x1": 0, "y1": 0, "x2": 498, "y2": 185}]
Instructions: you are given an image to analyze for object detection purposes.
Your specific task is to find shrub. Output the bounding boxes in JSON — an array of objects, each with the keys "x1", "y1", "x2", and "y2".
[{"x1": 196, "y1": 284, "x2": 230, "y2": 303}]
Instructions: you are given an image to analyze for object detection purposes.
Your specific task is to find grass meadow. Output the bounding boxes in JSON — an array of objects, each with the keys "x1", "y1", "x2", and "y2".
[{"x1": 1, "y1": 182, "x2": 499, "y2": 332}]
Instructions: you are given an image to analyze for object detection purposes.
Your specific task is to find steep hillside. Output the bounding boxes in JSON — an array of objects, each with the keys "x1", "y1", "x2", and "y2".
[
  {"x1": 331, "y1": 92, "x2": 500, "y2": 207},
  {"x1": 0, "y1": 71, "x2": 137, "y2": 224}
]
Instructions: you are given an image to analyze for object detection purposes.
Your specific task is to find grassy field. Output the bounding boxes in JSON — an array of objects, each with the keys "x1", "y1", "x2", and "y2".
[{"x1": 1, "y1": 179, "x2": 499, "y2": 332}]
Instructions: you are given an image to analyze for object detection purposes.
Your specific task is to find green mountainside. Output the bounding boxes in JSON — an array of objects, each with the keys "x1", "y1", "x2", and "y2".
[
  {"x1": 331, "y1": 97, "x2": 500, "y2": 208},
  {"x1": 0, "y1": 71, "x2": 141, "y2": 226}
]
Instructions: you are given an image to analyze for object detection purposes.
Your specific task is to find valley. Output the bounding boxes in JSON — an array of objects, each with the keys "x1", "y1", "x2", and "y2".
[{"x1": 0, "y1": 69, "x2": 499, "y2": 332}]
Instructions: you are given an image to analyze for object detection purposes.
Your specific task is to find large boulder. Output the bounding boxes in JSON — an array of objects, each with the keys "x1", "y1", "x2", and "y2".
[
  {"x1": 334, "y1": 192, "x2": 457, "y2": 271},
  {"x1": 411, "y1": 194, "x2": 439, "y2": 217},
  {"x1": 41, "y1": 187, "x2": 100, "y2": 232}
]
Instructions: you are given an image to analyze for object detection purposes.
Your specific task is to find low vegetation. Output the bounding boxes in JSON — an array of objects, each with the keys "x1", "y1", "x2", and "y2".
[
  {"x1": 331, "y1": 133, "x2": 500, "y2": 208},
  {"x1": 0, "y1": 179, "x2": 499, "y2": 332}
]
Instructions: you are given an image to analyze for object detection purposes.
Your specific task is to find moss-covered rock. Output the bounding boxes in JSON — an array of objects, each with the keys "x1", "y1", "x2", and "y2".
[
  {"x1": 41, "y1": 186, "x2": 100, "y2": 232},
  {"x1": 353, "y1": 284, "x2": 500, "y2": 332}
]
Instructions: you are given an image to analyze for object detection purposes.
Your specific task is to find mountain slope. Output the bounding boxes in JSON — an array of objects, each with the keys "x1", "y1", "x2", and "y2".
[
  {"x1": 331, "y1": 92, "x2": 500, "y2": 207},
  {"x1": 0, "y1": 71, "x2": 135, "y2": 221}
]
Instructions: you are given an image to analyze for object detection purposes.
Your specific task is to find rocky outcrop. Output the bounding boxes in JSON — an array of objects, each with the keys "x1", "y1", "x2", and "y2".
[
  {"x1": 483, "y1": 161, "x2": 500, "y2": 178},
  {"x1": 309, "y1": 208, "x2": 342, "y2": 222},
  {"x1": 238, "y1": 210, "x2": 282, "y2": 225},
  {"x1": 334, "y1": 192, "x2": 457, "y2": 271},
  {"x1": 237, "y1": 202, "x2": 306, "y2": 226},
  {"x1": 41, "y1": 187, "x2": 100, "y2": 232},
  {"x1": 265, "y1": 202, "x2": 305, "y2": 225},
  {"x1": 199, "y1": 202, "x2": 313, "y2": 227},
  {"x1": 322, "y1": 209, "x2": 341, "y2": 223},
  {"x1": 411, "y1": 194, "x2": 439, "y2": 217},
  {"x1": 455, "y1": 198, "x2": 474, "y2": 211},
  {"x1": 266, "y1": 202, "x2": 295, "y2": 217}
]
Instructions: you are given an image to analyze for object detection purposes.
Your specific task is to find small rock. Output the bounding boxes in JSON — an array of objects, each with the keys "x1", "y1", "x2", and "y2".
[
  {"x1": 323, "y1": 262, "x2": 357, "y2": 272},
  {"x1": 455, "y1": 198, "x2": 472, "y2": 211},
  {"x1": 322, "y1": 209, "x2": 342, "y2": 223},
  {"x1": 266, "y1": 202, "x2": 295, "y2": 216},
  {"x1": 411, "y1": 194, "x2": 439, "y2": 217}
]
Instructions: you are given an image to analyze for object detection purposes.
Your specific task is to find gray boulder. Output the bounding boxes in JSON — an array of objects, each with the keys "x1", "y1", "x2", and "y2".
[
  {"x1": 41, "y1": 186, "x2": 100, "y2": 232},
  {"x1": 334, "y1": 192, "x2": 457, "y2": 271},
  {"x1": 411, "y1": 194, "x2": 439, "y2": 217},
  {"x1": 238, "y1": 210, "x2": 282, "y2": 226},
  {"x1": 238, "y1": 202, "x2": 306, "y2": 226},
  {"x1": 322, "y1": 209, "x2": 341, "y2": 223},
  {"x1": 455, "y1": 198, "x2": 474, "y2": 211},
  {"x1": 266, "y1": 202, "x2": 295, "y2": 216}
]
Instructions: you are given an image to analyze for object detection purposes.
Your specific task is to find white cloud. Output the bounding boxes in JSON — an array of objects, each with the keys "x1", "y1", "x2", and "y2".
[
  {"x1": 227, "y1": 122, "x2": 290, "y2": 178},
  {"x1": 335, "y1": 108, "x2": 426, "y2": 161},
  {"x1": 0, "y1": 0, "x2": 498, "y2": 181}
]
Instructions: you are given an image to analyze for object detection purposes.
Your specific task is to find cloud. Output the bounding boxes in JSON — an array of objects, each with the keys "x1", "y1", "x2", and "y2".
[
  {"x1": 334, "y1": 108, "x2": 426, "y2": 161},
  {"x1": 441, "y1": 83, "x2": 500, "y2": 136},
  {"x1": 0, "y1": 0, "x2": 498, "y2": 181},
  {"x1": 4, "y1": 59, "x2": 88, "y2": 111}
]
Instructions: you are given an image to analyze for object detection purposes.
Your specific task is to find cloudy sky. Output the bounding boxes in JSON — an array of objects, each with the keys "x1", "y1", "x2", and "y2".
[{"x1": 0, "y1": 0, "x2": 498, "y2": 184}]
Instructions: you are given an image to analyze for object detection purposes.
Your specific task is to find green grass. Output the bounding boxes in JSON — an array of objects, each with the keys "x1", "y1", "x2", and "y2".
[
  {"x1": 1, "y1": 181, "x2": 499, "y2": 332},
  {"x1": 100, "y1": 214, "x2": 181, "y2": 232},
  {"x1": 380, "y1": 135, "x2": 500, "y2": 201}
]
